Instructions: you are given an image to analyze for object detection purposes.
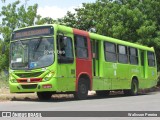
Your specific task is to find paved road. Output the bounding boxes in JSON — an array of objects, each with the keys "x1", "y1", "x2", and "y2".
[{"x1": 0, "y1": 92, "x2": 160, "y2": 120}]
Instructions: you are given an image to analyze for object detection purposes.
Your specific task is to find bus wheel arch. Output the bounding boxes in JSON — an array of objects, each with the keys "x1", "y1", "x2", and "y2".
[{"x1": 77, "y1": 74, "x2": 91, "y2": 91}]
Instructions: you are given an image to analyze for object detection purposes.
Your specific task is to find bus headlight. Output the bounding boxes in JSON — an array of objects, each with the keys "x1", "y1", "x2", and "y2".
[
  {"x1": 43, "y1": 71, "x2": 55, "y2": 82},
  {"x1": 9, "y1": 75, "x2": 17, "y2": 83},
  {"x1": 43, "y1": 77, "x2": 50, "y2": 81}
]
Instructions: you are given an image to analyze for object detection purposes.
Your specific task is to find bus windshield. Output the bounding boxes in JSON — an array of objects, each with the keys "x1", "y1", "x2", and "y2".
[{"x1": 10, "y1": 37, "x2": 54, "y2": 70}]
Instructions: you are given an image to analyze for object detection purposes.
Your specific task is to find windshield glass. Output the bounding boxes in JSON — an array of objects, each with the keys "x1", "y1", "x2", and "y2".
[{"x1": 10, "y1": 37, "x2": 54, "y2": 70}]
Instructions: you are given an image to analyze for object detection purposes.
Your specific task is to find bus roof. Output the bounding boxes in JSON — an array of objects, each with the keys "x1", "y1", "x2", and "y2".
[
  {"x1": 13, "y1": 24, "x2": 154, "y2": 52},
  {"x1": 54, "y1": 24, "x2": 154, "y2": 52},
  {"x1": 89, "y1": 32, "x2": 154, "y2": 51}
]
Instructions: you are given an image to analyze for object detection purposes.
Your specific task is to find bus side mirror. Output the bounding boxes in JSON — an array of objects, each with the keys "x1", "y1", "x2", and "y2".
[{"x1": 2, "y1": 45, "x2": 5, "y2": 54}]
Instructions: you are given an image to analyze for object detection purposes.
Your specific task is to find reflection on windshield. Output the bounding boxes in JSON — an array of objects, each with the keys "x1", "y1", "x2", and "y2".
[{"x1": 10, "y1": 37, "x2": 54, "y2": 70}]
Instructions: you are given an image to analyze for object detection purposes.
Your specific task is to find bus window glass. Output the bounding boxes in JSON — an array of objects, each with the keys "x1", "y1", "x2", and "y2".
[
  {"x1": 75, "y1": 35, "x2": 88, "y2": 59},
  {"x1": 57, "y1": 36, "x2": 74, "y2": 63},
  {"x1": 104, "y1": 42, "x2": 117, "y2": 62},
  {"x1": 129, "y1": 47, "x2": 138, "y2": 65},
  {"x1": 119, "y1": 45, "x2": 126, "y2": 54},
  {"x1": 118, "y1": 45, "x2": 128, "y2": 64},
  {"x1": 105, "y1": 42, "x2": 116, "y2": 53},
  {"x1": 148, "y1": 52, "x2": 155, "y2": 67},
  {"x1": 10, "y1": 37, "x2": 54, "y2": 69}
]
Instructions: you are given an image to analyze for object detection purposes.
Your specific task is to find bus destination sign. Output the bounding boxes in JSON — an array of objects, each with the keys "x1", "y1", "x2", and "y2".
[{"x1": 12, "y1": 26, "x2": 53, "y2": 40}]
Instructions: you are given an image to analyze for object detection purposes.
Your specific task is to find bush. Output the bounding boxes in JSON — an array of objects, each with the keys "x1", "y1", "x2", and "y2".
[
  {"x1": 157, "y1": 77, "x2": 160, "y2": 86},
  {"x1": 0, "y1": 71, "x2": 9, "y2": 88}
]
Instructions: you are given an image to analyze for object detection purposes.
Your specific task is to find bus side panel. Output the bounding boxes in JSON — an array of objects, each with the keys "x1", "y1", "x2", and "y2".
[
  {"x1": 115, "y1": 63, "x2": 130, "y2": 89},
  {"x1": 102, "y1": 62, "x2": 115, "y2": 90},
  {"x1": 146, "y1": 67, "x2": 157, "y2": 88}
]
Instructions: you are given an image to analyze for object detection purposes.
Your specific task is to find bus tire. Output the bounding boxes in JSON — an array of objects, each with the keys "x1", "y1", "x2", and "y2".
[
  {"x1": 124, "y1": 79, "x2": 138, "y2": 96},
  {"x1": 74, "y1": 78, "x2": 88, "y2": 100},
  {"x1": 37, "y1": 92, "x2": 52, "y2": 100},
  {"x1": 96, "y1": 90, "x2": 110, "y2": 97}
]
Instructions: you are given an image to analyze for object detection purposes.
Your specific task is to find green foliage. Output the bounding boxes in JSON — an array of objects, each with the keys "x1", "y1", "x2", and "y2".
[
  {"x1": 0, "y1": 0, "x2": 39, "y2": 71},
  {"x1": 0, "y1": 42, "x2": 9, "y2": 70},
  {"x1": 0, "y1": 0, "x2": 160, "y2": 70},
  {"x1": 35, "y1": 16, "x2": 56, "y2": 25},
  {"x1": 59, "y1": 0, "x2": 160, "y2": 69},
  {"x1": 0, "y1": 71, "x2": 8, "y2": 88},
  {"x1": 0, "y1": 0, "x2": 38, "y2": 41}
]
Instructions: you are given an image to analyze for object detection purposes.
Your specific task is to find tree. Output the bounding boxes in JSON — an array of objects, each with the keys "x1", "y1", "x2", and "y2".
[
  {"x1": 35, "y1": 16, "x2": 56, "y2": 25},
  {"x1": 0, "y1": 0, "x2": 38, "y2": 71},
  {"x1": 0, "y1": 0, "x2": 38, "y2": 42},
  {"x1": 60, "y1": 0, "x2": 160, "y2": 69},
  {"x1": 1, "y1": 0, "x2": 5, "y2": 3},
  {"x1": 0, "y1": 0, "x2": 160, "y2": 70}
]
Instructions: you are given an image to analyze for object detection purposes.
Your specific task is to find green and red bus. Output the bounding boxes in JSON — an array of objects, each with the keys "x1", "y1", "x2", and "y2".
[{"x1": 9, "y1": 24, "x2": 157, "y2": 100}]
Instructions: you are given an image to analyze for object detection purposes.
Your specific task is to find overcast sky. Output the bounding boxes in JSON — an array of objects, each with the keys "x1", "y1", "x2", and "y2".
[{"x1": 0, "y1": 0, "x2": 96, "y2": 19}]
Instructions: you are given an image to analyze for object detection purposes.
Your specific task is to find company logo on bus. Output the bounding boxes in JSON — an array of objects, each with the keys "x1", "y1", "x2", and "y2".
[{"x1": 27, "y1": 78, "x2": 31, "y2": 83}]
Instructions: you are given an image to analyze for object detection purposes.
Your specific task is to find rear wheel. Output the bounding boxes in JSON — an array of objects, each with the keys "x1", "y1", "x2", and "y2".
[
  {"x1": 124, "y1": 79, "x2": 138, "y2": 96},
  {"x1": 37, "y1": 92, "x2": 52, "y2": 100},
  {"x1": 74, "y1": 78, "x2": 89, "y2": 100},
  {"x1": 96, "y1": 90, "x2": 110, "y2": 97}
]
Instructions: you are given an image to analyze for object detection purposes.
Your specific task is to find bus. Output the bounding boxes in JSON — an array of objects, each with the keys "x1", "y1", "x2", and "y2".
[{"x1": 9, "y1": 24, "x2": 157, "y2": 100}]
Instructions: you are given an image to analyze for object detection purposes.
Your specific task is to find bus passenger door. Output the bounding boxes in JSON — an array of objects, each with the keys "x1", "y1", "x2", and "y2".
[
  {"x1": 73, "y1": 29, "x2": 92, "y2": 91},
  {"x1": 91, "y1": 40, "x2": 105, "y2": 90},
  {"x1": 57, "y1": 34, "x2": 75, "y2": 91}
]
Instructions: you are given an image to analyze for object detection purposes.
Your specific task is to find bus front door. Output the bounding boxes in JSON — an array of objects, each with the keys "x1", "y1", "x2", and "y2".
[{"x1": 57, "y1": 34, "x2": 75, "y2": 92}]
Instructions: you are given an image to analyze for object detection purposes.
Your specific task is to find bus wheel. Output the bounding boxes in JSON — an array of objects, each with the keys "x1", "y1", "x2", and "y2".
[
  {"x1": 74, "y1": 78, "x2": 89, "y2": 100},
  {"x1": 96, "y1": 90, "x2": 110, "y2": 97},
  {"x1": 37, "y1": 92, "x2": 52, "y2": 100},
  {"x1": 124, "y1": 79, "x2": 138, "y2": 96}
]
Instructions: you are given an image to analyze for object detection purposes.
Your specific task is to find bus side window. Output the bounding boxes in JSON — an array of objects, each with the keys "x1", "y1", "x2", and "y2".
[
  {"x1": 57, "y1": 35, "x2": 74, "y2": 63},
  {"x1": 118, "y1": 45, "x2": 128, "y2": 64},
  {"x1": 74, "y1": 35, "x2": 88, "y2": 59},
  {"x1": 129, "y1": 47, "x2": 138, "y2": 65},
  {"x1": 147, "y1": 51, "x2": 156, "y2": 67},
  {"x1": 104, "y1": 42, "x2": 117, "y2": 62}
]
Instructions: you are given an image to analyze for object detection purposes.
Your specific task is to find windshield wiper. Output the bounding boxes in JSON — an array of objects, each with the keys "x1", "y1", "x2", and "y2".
[{"x1": 34, "y1": 37, "x2": 43, "y2": 51}]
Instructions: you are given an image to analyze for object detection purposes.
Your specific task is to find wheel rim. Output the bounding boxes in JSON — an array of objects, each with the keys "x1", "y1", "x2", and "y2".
[
  {"x1": 80, "y1": 84, "x2": 87, "y2": 94},
  {"x1": 133, "y1": 82, "x2": 138, "y2": 94}
]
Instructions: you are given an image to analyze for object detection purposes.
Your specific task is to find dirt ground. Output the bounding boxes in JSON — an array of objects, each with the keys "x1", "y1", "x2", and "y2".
[
  {"x1": 0, "y1": 87, "x2": 96, "y2": 102},
  {"x1": 0, "y1": 86, "x2": 160, "y2": 102}
]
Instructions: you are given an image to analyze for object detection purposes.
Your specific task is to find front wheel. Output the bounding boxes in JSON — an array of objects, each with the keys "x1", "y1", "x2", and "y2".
[
  {"x1": 74, "y1": 78, "x2": 89, "y2": 100},
  {"x1": 37, "y1": 92, "x2": 52, "y2": 100}
]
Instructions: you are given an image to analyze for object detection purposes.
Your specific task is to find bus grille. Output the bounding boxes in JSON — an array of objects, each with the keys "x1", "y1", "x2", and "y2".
[
  {"x1": 15, "y1": 72, "x2": 43, "y2": 78},
  {"x1": 17, "y1": 78, "x2": 42, "y2": 83},
  {"x1": 21, "y1": 84, "x2": 37, "y2": 89}
]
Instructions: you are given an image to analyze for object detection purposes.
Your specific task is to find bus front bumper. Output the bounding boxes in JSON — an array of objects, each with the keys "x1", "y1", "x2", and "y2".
[{"x1": 9, "y1": 80, "x2": 57, "y2": 93}]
